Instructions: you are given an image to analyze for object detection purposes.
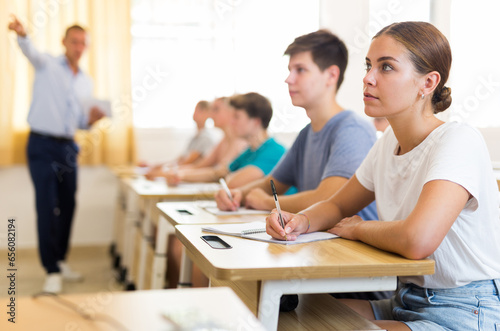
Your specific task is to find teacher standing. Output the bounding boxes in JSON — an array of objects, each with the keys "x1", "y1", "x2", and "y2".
[{"x1": 8, "y1": 15, "x2": 105, "y2": 294}]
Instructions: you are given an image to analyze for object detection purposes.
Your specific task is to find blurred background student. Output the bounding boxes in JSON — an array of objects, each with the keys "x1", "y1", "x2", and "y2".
[
  {"x1": 146, "y1": 97, "x2": 247, "y2": 181},
  {"x1": 161, "y1": 92, "x2": 287, "y2": 188},
  {"x1": 373, "y1": 117, "x2": 390, "y2": 138},
  {"x1": 143, "y1": 100, "x2": 220, "y2": 175}
]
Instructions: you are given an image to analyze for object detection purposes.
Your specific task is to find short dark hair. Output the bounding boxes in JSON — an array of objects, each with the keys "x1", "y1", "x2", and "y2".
[
  {"x1": 64, "y1": 24, "x2": 86, "y2": 38},
  {"x1": 196, "y1": 100, "x2": 210, "y2": 110},
  {"x1": 285, "y1": 29, "x2": 348, "y2": 90},
  {"x1": 229, "y1": 92, "x2": 273, "y2": 129}
]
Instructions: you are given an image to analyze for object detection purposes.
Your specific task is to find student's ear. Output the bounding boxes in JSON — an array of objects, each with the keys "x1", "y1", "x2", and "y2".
[
  {"x1": 325, "y1": 64, "x2": 340, "y2": 88},
  {"x1": 253, "y1": 117, "x2": 263, "y2": 129},
  {"x1": 421, "y1": 71, "x2": 441, "y2": 97}
]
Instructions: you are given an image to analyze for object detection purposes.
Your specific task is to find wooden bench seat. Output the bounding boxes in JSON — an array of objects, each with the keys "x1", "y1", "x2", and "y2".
[{"x1": 278, "y1": 294, "x2": 383, "y2": 331}]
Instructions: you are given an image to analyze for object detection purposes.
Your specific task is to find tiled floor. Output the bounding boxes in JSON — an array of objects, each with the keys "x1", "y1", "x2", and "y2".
[{"x1": 0, "y1": 245, "x2": 124, "y2": 298}]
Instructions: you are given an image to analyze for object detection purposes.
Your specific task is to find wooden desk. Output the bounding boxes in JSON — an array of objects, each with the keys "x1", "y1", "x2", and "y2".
[
  {"x1": 118, "y1": 177, "x2": 220, "y2": 290},
  {"x1": 176, "y1": 225, "x2": 435, "y2": 331},
  {"x1": 0, "y1": 287, "x2": 265, "y2": 331},
  {"x1": 107, "y1": 166, "x2": 140, "y2": 285},
  {"x1": 153, "y1": 201, "x2": 269, "y2": 289}
]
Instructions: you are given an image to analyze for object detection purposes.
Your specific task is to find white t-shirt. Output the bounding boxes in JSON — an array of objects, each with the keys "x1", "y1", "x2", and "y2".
[
  {"x1": 356, "y1": 121, "x2": 500, "y2": 288},
  {"x1": 185, "y1": 127, "x2": 221, "y2": 157}
]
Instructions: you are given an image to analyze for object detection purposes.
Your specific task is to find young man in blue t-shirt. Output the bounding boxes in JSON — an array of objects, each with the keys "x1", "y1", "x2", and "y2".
[
  {"x1": 224, "y1": 92, "x2": 287, "y2": 187},
  {"x1": 215, "y1": 30, "x2": 377, "y2": 220},
  {"x1": 215, "y1": 30, "x2": 390, "y2": 306}
]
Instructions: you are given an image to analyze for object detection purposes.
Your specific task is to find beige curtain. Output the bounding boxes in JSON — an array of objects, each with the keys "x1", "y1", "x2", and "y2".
[{"x1": 0, "y1": 0, "x2": 135, "y2": 166}]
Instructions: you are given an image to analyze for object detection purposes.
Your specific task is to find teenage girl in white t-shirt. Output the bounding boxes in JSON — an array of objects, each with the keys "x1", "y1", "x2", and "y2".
[{"x1": 266, "y1": 21, "x2": 500, "y2": 331}]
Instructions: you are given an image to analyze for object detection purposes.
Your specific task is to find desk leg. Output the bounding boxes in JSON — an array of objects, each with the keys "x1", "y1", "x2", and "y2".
[
  {"x1": 258, "y1": 276, "x2": 396, "y2": 331},
  {"x1": 151, "y1": 215, "x2": 172, "y2": 289},
  {"x1": 177, "y1": 247, "x2": 193, "y2": 288},
  {"x1": 257, "y1": 281, "x2": 282, "y2": 331},
  {"x1": 137, "y1": 198, "x2": 158, "y2": 290},
  {"x1": 122, "y1": 190, "x2": 139, "y2": 289},
  {"x1": 111, "y1": 180, "x2": 126, "y2": 269}
]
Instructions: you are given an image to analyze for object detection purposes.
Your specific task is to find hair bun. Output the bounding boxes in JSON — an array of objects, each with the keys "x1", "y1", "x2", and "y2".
[{"x1": 432, "y1": 86, "x2": 452, "y2": 113}]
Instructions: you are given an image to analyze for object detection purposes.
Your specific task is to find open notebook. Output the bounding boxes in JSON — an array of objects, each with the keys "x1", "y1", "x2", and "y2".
[
  {"x1": 195, "y1": 201, "x2": 269, "y2": 216},
  {"x1": 203, "y1": 206, "x2": 269, "y2": 216},
  {"x1": 201, "y1": 221, "x2": 338, "y2": 245}
]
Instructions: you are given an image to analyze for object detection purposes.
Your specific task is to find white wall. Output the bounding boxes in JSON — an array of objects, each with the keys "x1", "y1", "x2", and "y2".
[
  {"x1": 320, "y1": 0, "x2": 370, "y2": 118},
  {"x1": 134, "y1": 127, "x2": 197, "y2": 164},
  {"x1": 0, "y1": 166, "x2": 117, "y2": 249},
  {"x1": 134, "y1": 127, "x2": 298, "y2": 164}
]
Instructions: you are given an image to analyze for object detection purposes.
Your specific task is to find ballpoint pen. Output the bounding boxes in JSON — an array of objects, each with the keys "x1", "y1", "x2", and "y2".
[
  {"x1": 270, "y1": 179, "x2": 287, "y2": 240},
  {"x1": 219, "y1": 178, "x2": 233, "y2": 201}
]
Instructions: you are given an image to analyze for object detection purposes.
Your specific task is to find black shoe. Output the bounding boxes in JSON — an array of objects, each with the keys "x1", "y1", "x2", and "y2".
[{"x1": 279, "y1": 294, "x2": 299, "y2": 312}]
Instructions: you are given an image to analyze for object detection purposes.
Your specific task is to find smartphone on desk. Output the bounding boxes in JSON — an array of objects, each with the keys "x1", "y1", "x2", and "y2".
[{"x1": 201, "y1": 235, "x2": 232, "y2": 249}]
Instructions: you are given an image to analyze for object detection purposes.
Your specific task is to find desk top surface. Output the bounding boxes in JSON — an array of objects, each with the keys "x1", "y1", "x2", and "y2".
[
  {"x1": 1, "y1": 287, "x2": 264, "y2": 331},
  {"x1": 157, "y1": 201, "x2": 269, "y2": 226},
  {"x1": 176, "y1": 224, "x2": 435, "y2": 281},
  {"x1": 123, "y1": 177, "x2": 220, "y2": 199}
]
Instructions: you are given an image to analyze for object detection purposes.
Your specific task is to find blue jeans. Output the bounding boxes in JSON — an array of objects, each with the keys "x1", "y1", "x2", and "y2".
[
  {"x1": 27, "y1": 132, "x2": 79, "y2": 274},
  {"x1": 371, "y1": 279, "x2": 500, "y2": 331}
]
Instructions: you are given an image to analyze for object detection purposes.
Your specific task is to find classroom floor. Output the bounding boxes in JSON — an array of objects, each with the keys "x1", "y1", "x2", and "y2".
[{"x1": 0, "y1": 245, "x2": 124, "y2": 298}]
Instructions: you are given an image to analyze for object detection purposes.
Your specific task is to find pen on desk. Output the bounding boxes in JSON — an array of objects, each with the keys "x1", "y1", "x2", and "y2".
[
  {"x1": 219, "y1": 178, "x2": 233, "y2": 201},
  {"x1": 270, "y1": 179, "x2": 287, "y2": 240}
]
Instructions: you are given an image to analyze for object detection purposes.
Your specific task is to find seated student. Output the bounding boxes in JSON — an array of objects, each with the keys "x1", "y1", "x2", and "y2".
[
  {"x1": 215, "y1": 30, "x2": 390, "y2": 307},
  {"x1": 164, "y1": 92, "x2": 287, "y2": 187},
  {"x1": 215, "y1": 30, "x2": 377, "y2": 220},
  {"x1": 373, "y1": 117, "x2": 390, "y2": 138},
  {"x1": 144, "y1": 100, "x2": 220, "y2": 176},
  {"x1": 146, "y1": 97, "x2": 247, "y2": 181},
  {"x1": 266, "y1": 22, "x2": 500, "y2": 330}
]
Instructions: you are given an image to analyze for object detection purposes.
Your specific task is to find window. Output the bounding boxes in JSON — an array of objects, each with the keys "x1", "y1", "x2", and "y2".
[
  {"x1": 131, "y1": 0, "x2": 319, "y2": 131},
  {"x1": 448, "y1": 0, "x2": 500, "y2": 127}
]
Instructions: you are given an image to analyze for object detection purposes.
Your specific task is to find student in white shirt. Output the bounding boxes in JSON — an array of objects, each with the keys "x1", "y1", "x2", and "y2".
[
  {"x1": 267, "y1": 21, "x2": 500, "y2": 330},
  {"x1": 144, "y1": 100, "x2": 220, "y2": 175}
]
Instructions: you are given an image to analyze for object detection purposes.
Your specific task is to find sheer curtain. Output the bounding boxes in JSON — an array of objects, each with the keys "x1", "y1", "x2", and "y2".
[{"x1": 0, "y1": 0, "x2": 135, "y2": 166}]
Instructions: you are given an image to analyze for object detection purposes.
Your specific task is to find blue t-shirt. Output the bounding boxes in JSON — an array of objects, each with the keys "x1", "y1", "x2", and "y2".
[
  {"x1": 229, "y1": 137, "x2": 285, "y2": 175},
  {"x1": 271, "y1": 110, "x2": 378, "y2": 220}
]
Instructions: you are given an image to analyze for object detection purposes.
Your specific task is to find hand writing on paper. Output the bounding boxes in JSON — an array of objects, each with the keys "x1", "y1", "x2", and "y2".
[
  {"x1": 144, "y1": 164, "x2": 163, "y2": 180},
  {"x1": 266, "y1": 210, "x2": 309, "y2": 241},
  {"x1": 328, "y1": 215, "x2": 363, "y2": 240},
  {"x1": 215, "y1": 188, "x2": 241, "y2": 211},
  {"x1": 165, "y1": 169, "x2": 181, "y2": 186}
]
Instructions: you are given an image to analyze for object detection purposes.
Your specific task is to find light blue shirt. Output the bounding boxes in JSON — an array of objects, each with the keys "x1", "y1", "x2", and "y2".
[{"x1": 17, "y1": 36, "x2": 93, "y2": 138}]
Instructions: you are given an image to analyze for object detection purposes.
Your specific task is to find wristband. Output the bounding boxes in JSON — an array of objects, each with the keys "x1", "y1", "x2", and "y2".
[{"x1": 297, "y1": 212, "x2": 310, "y2": 233}]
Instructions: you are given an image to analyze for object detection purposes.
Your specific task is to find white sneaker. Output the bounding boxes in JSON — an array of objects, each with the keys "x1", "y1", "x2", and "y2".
[
  {"x1": 58, "y1": 261, "x2": 84, "y2": 282},
  {"x1": 43, "y1": 273, "x2": 62, "y2": 294}
]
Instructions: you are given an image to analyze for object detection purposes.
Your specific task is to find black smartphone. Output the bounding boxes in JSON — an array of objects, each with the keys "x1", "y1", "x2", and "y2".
[{"x1": 201, "y1": 235, "x2": 232, "y2": 249}]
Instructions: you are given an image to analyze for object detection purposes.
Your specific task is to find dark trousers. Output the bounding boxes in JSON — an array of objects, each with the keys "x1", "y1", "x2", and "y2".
[{"x1": 27, "y1": 132, "x2": 79, "y2": 274}]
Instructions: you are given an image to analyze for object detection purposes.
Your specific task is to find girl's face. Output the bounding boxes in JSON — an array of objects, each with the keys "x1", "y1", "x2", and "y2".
[{"x1": 363, "y1": 35, "x2": 424, "y2": 119}]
